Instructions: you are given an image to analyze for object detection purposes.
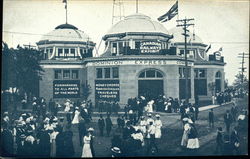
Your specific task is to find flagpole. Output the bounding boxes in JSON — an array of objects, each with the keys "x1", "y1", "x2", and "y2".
[
  {"x1": 136, "y1": 0, "x2": 138, "y2": 13},
  {"x1": 66, "y1": 1, "x2": 68, "y2": 24}
]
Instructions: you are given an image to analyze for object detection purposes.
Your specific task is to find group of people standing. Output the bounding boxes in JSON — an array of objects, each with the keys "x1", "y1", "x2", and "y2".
[{"x1": 104, "y1": 113, "x2": 163, "y2": 157}]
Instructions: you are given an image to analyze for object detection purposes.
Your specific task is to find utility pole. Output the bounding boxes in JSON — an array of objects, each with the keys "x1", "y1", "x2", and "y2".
[
  {"x1": 237, "y1": 52, "x2": 249, "y2": 84},
  {"x1": 176, "y1": 18, "x2": 194, "y2": 104}
]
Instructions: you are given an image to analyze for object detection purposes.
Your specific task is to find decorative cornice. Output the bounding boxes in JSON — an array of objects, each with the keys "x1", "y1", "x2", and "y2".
[{"x1": 102, "y1": 32, "x2": 173, "y2": 41}]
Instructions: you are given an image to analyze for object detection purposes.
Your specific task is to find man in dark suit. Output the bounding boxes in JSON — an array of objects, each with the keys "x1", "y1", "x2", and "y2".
[
  {"x1": 224, "y1": 110, "x2": 233, "y2": 133},
  {"x1": 98, "y1": 115, "x2": 105, "y2": 136},
  {"x1": 78, "y1": 117, "x2": 87, "y2": 146},
  {"x1": 209, "y1": 109, "x2": 214, "y2": 128},
  {"x1": 105, "y1": 115, "x2": 113, "y2": 137}
]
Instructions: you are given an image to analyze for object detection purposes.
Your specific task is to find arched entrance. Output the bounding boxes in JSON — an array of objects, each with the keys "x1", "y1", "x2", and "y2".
[{"x1": 138, "y1": 69, "x2": 164, "y2": 100}]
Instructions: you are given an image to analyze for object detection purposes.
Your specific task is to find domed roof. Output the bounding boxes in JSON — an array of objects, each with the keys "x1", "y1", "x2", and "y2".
[
  {"x1": 105, "y1": 13, "x2": 170, "y2": 37},
  {"x1": 169, "y1": 27, "x2": 203, "y2": 44},
  {"x1": 38, "y1": 23, "x2": 91, "y2": 43}
]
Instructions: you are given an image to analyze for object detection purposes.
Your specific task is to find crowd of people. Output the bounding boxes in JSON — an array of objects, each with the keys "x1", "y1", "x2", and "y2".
[{"x1": 1, "y1": 92, "x2": 248, "y2": 157}]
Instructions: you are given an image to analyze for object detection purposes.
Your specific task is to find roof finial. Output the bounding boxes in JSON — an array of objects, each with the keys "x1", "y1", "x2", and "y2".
[{"x1": 63, "y1": 0, "x2": 68, "y2": 24}]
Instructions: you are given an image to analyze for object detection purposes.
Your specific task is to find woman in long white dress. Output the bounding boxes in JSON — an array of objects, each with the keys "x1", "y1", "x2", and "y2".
[
  {"x1": 139, "y1": 116, "x2": 147, "y2": 135},
  {"x1": 72, "y1": 107, "x2": 80, "y2": 124},
  {"x1": 147, "y1": 100, "x2": 154, "y2": 113},
  {"x1": 81, "y1": 131, "x2": 93, "y2": 157},
  {"x1": 154, "y1": 115, "x2": 162, "y2": 139}
]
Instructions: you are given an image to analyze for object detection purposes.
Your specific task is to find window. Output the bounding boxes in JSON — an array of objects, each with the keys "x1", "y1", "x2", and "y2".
[
  {"x1": 104, "y1": 68, "x2": 111, "y2": 78},
  {"x1": 70, "y1": 48, "x2": 75, "y2": 57},
  {"x1": 96, "y1": 68, "x2": 103, "y2": 79},
  {"x1": 64, "y1": 48, "x2": 69, "y2": 57},
  {"x1": 215, "y1": 71, "x2": 221, "y2": 78},
  {"x1": 112, "y1": 67, "x2": 119, "y2": 78},
  {"x1": 112, "y1": 43, "x2": 117, "y2": 54},
  {"x1": 72, "y1": 70, "x2": 79, "y2": 79},
  {"x1": 135, "y1": 41, "x2": 140, "y2": 49},
  {"x1": 58, "y1": 48, "x2": 63, "y2": 57},
  {"x1": 139, "y1": 69, "x2": 163, "y2": 79},
  {"x1": 156, "y1": 71, "x2": 163, "y2": 78},
  {"x1": 179, "y1": 67, "x2": 191, "y2": 78},
  {"x1": 146, "y1": 70, "x2": 156, "y2": 78},
  {"x1": 199, "y1": 70, "x2": 206, "y2": 78},
  {"x1": 180, "y1": 50, "x2": 184, "y2": 56},
  {"x1": 54, "y1": 70, "x2": 62, "y2": 79},
  {"x1": 194, "y1": 69, "x2": 206, "y2": 79},
  {"x1": 63, "y1": 70, "x2": 70, "y2": 79}
]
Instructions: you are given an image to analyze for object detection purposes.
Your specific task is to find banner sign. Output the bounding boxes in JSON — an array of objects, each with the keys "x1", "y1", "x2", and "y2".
[
  {"x1": 53, "y1": 80, "x2": 80, "y2": 98},
  {"x1": 140, "y1": 41, "x2": 162, "y2": 53},
  {"x1": 95, "y1": 80, "x2": 120, "y2": 101},
  {"x1": 87, "y1": 59, "x2": 194, "y2": 66}
]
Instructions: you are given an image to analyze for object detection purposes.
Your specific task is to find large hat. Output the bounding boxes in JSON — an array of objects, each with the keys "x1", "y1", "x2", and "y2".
[
  {"x1": 188, "y1": 119, "x2": 193, "y2": 124},
  {"x1": 75, "y1": 107, "x2": 79, "y2": 110},
  {"x1": 3, "y1": 112, "x2": 8, "y2": 115},
  {"x1": 20, "y1": 134, "x2": 26, "y2": 139},
  {"x1": 17, "y1": 121, "x2": 23, "y2": 127},
  {"x1": 111, "y1": 147, "x2": 121, "y2": 154},
  {"x1": 141, "y1": 116, "x2": 145, "y2": 119},
  {"x1": 88, "y1": 127, "x2": 94, "y2": 132},
  {"x1": 147, "y1": 113, "x2": 152, "y2": 117},
  {"x1": 155, "y1": 114, "x2": 160, "y2": 118},
  {"x1": 182, "y1": 118, "x2": 189, "y2": 122}
]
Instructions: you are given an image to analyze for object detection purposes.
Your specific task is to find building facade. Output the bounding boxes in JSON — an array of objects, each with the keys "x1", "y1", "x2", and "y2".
[{"x1": 37, "y1": 13, "x2": 226, "y2": 107}]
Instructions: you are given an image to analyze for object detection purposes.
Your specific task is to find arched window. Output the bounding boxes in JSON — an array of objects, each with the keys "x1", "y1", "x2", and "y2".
[
  {"x1": 215, "y1": 71, "x2": 221, "y2": 78},
  {"x1": 138, "y1": 69, "x2": 163, "y2": 79}
]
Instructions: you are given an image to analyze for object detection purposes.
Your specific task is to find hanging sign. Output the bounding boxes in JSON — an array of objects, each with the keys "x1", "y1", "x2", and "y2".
[
  {"x1": 140, "y1": 41, "x2": 162, "y2": 53},
  {"x1": 95, "y1": 80, "x2": 120, "y2": 101},
  {"x1": 53, "y1": 80, "x2": 80, "y2": 98}
]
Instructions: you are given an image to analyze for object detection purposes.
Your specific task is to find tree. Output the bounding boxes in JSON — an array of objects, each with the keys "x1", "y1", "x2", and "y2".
[
  {"x1": 1, "y1": 43, "x2": 44, "y2": 103},
  {"x1": 233, "y1": 73, "x2": 249, "y2": 96}
]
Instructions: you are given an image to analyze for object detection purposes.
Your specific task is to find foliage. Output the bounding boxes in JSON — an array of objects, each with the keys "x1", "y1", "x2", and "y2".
[
  {"x1": 1, "y1": 42, "x2": 44, "y2": 98},
  {"x1": 232, "y1": 73, "x2": 249, "y2": 91},
  {"x1": 82, "y1": 84, "x2": 91, "y2": 100}
]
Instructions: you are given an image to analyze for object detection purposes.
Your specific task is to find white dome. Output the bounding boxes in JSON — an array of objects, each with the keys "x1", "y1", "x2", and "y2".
[
  {"x1": 105, "y1": 13, "x2": 169, "y2": 35},
  {"x1": 39, "y1": 24, "x2": 91, "y2": 43},
  {"x1": 169, "y1": 27, "x2": 203, "y2": 44}
]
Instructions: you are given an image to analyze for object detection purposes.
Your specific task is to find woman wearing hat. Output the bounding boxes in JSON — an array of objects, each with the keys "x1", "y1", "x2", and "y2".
[
  {"x1": 81, "y1": 128, "x2": 94, "y2": 157},
  {"x1": 72, "y1": 107, "x2": 80, "y2": 125},
  {"x1": 186, "y1": 120, "x2": 199, "y2": 154},
  {"x1": 139, "y1": 116, "x2": 147, "y2": 135},
  {"x1": 154, "y1": 114, "x2": 162, "y2": 139},
  {"x1": 181, "y1": 118, "x2": 191, "y2": 149},
  {"x1": 111, "y1": 147, "x2": 121, "y2": 157}
]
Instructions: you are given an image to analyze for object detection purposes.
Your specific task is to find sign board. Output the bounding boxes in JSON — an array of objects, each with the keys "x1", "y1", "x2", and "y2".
[
  {"x1": 53, "y1": 80, "x2": 80, "y2": 98},
  {"x1": 214, "y1": 51, "x2": 221, "y2": 61},
  {"x1": 95, "y1": 80, "x2": 120, "y2": 101},
  {"x1": 86, "y1": 59, "x2": 194, "y2": 66},
  {"x1": 140, "y1": 41, "x2": 162, "y2": 53}
]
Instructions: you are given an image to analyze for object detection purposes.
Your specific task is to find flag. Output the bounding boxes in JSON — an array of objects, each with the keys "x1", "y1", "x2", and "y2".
[
  {"x1": 205, "y1": 44, "x2": 211, "y2": 52},
  {"x1": 63, "y1": 0, "x2": 67, "y2": 9},
  {"x1": 158, "y1": 1, "x2": 178, "y2": 22}
]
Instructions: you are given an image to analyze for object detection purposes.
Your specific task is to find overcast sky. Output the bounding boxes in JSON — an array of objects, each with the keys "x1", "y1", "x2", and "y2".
[{"x1": 2, "y1": 0, "x2": 249, "y2": 84}]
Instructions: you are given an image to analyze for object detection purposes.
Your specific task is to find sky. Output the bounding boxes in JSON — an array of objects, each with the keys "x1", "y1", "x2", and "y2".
[{"x1": 2, "y1": 0, "x2": 249, "y2": 85}]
